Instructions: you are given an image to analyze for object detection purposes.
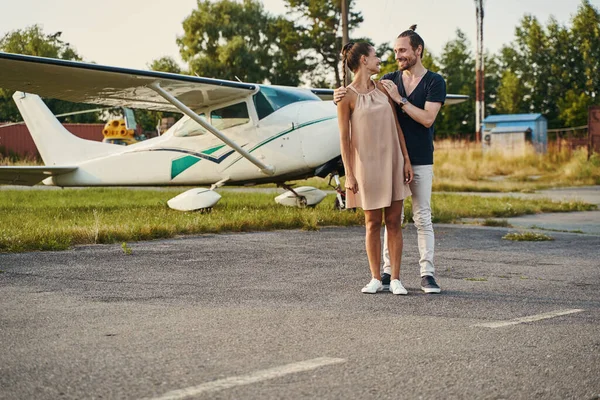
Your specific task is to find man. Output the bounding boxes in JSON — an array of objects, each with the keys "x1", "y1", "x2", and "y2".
[{"x1": 334, "y1": 25, "x2": 445, "y2": 293}]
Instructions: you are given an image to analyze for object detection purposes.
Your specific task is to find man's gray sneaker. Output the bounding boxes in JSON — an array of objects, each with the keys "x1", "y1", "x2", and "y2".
[
  {"x1": 381, "y1": 273, "x2": 391, "y2": 290},
  {"x1": 421, "y1": 275, "x2": 441, "y2": 293}
]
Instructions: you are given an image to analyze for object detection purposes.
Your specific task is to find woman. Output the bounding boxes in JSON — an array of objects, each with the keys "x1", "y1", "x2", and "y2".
[{"x1": 337, "y1": 42, "x2": 413, "y2": 295}]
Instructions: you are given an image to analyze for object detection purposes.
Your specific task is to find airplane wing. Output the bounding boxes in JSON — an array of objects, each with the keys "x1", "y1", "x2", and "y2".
[
  {"x1": 0, "y1": 166, "x2": 77, "y2": 186},
  {"x1": 0, "y1": 52, "x2": 257, "y2": 112},
  {"x1": 310, "y1": 89, "x2": 334, "y2": 101},
  {"x1": 445, "y1": 94, "x2": 469, "y2": 105},
  {"x1": 310, "y1": 89, "x2": 469, "y2": 105}
]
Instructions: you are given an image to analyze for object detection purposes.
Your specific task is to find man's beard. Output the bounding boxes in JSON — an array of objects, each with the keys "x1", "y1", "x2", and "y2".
[{"x1": 397, "y1": 56, "x2": 417, "y2": 71}]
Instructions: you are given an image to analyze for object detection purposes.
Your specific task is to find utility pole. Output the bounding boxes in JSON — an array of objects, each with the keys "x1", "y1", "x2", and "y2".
[
  {"x1": 341, "y1": 0, "x2": 350, "y2": 85},
  {"x1": 341, "y1": 0, "x2": 349, "y2": 46},
  {"x1": 475, "y1": 0, "x2": 485, "y2": 143}
]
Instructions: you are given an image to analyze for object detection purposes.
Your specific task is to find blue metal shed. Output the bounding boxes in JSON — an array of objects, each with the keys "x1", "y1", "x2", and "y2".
[{"x1": 482, "y1": 113, "x2": 548, "y2": 153}]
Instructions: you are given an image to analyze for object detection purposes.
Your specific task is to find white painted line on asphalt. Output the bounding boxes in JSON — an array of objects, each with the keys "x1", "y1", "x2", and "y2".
[
  {"x1": 473, "y1": 309, "x2": 585, "y2": 328},
  {"x1": 147, "y1": 357, "x2": 347, "y2": 400}
]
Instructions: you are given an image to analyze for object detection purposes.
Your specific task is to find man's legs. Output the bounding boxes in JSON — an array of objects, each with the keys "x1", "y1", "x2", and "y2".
[
  {"x1": 383, "y1": 165, "x2": 439, "y2": 291},
  {"x1": 410, "y1": 165, "x2": 435, "y2": 277}
]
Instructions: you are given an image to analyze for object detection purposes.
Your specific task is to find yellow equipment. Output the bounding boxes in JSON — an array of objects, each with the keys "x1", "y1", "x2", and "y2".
[{"x1": 102, "y1": 118, "x2": 137, "y2": 145}]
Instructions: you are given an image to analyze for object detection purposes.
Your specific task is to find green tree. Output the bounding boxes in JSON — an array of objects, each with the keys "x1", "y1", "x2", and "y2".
[
  {"x1": 498, "y1": 15, "x2": 556, "y2": 122},
  {"x1": 436, "y1": 29, "x2": 475, "y2": 138},
  {"x1": 0, "y1": 25, "x2": 100, "y2": 123},
  {"x1": 567, "y1": 0, "x2": 600, "y2": 125},
  {"x1": 376, "y1": 43, "x2": 396, "y2": 77},
  {"x1": 177, "y1": 0, "x2": 308, "y2": 85},
  {"x1": 422, "y1": 50, "x2": 441, "y2": 74},
  {"x1": 483, "y1": 52, "x2": 501, "y2": 116},
  {"x1": 284, "y1": 0, "x2": 364, "y2": 87},
  {"x1": 544, "y1": 17, "x2": 576, "y2": 126},
  {"x1": 148, "y1": 56, "x2": 182, "y2": 74},
  {"x1": 134, "y1": 56, "x2": 184, "y2": 132},
  {"x1": 266, "y1": 16, "x2": 311, "y2": 86},
  {"x1": 558, "y1": 89, "x2": 591, "y2": 126},
  {"x1": 496, "y1": 1, "x2": 600, "y2": 128},
  {"x1": 496, "y1": 70, "x2": 525, "y2": 114}
]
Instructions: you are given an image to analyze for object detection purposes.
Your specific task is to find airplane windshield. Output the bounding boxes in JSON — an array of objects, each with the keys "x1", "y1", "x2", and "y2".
[
  {"x1": 254, "y1": 86, "x2": 320, "y2": 119},
  {"x1": 172, "y1": 114, "x2": 209, "y2": 137}
]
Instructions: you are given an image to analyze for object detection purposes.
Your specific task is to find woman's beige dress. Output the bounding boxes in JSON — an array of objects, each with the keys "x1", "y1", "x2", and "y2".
[{"x1": 345, "y1": 82, "x2": 411, "y2": 210}]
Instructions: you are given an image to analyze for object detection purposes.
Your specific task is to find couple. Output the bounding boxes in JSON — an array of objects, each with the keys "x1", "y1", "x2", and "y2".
[{"x1": 335, "y1": 25, "x2": 446, "y2": 295}]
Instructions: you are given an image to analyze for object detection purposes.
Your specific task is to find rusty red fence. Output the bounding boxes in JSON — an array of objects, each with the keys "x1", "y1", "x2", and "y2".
[{"x1": 0, "y1": 123, "x2": 104, "y2": 159}]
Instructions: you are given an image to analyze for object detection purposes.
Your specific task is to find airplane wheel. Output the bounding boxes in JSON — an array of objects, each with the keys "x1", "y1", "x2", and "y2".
[{"x1": 296, "y1": 196, "x2": 308, "y2": 208}]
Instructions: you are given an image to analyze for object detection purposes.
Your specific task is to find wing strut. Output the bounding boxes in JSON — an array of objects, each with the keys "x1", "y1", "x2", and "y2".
[{"x1": 148, "y1": 82, "x2": 275, "y2": 176}]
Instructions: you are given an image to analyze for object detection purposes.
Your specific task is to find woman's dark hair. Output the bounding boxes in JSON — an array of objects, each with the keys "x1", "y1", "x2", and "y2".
[
  {"x1": 398, "y1": 24, "x2": 425, "y2": 58},
  {"x1": 341, "y1": 42, "x2": 373, "y2": 85}
]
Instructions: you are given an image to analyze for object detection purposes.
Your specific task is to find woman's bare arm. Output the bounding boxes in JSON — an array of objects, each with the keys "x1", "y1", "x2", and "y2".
[{"x1": 337, "y1": 93, "x2": 358, "y2": 193}]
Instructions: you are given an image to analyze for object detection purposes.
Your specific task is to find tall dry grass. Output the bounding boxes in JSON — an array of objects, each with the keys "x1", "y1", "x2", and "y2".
[{"x1": 433, "y1": 140, "x2": 599, "y2": 192}]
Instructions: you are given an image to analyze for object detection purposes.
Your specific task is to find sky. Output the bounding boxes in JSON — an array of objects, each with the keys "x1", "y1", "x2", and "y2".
[{"x1": 0, "y1": 0, "x2": 599, "y2": 71}]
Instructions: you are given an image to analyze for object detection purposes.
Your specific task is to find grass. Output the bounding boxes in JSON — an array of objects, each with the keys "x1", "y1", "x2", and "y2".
[
  {"x1": 121, "y1": 242, "x2": 132, "y2": 255},
  {"x1": 0, "y1": 188, "x2": 594, "y2": 253},
  {"x1": 528, "y1": 225, "x2": 584, "y2": 234},
  {"x1": 482, "y1": 219, "x2": 511, "y2": 227},
  {"x1": 502, "y1": 232, "x2": 555, "y2": 241}
]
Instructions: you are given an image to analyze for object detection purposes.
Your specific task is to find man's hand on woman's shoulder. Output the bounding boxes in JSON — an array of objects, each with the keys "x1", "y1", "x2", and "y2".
[
  {"x1": 380, "y1": 79, "x2": 402, "y2": 103},
  {"x1": 333, "y1": 87, "x2": 348, "y2": 105}
]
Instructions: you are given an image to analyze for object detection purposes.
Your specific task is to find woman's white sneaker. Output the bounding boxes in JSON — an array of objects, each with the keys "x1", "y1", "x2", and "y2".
[
  {"x1": 361, "y1": 278, "x2": 383, "y2": 294},
  {"x1": 390, "y1": 279, "x2": 408, "y2": 295}
]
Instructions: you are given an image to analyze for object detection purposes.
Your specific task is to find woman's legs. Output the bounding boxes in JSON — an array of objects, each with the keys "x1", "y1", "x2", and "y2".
[
  {"x1": 384, "y1": 200, "x2": 404, "y2": 280},
  {"x1": 363, "y1": 209, "x2": 383, "y2": 280}
]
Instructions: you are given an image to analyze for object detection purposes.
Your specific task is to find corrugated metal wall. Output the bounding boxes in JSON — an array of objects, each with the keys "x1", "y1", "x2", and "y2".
[{"x1": 0, "y1": 124, "x2": 104, "y2": 158}]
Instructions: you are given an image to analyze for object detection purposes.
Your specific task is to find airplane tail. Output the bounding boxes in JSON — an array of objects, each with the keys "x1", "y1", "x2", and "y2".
[{"x1": 12, "y1": 92, "x2": 119, "y2": 166}]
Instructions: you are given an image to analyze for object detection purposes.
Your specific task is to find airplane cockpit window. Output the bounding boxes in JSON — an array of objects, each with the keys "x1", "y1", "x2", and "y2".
[
  {"x1": 253, "y1": 86, "x2": 320, "y2": 119},
  {"x1": 172, "y1": 114, "x2": 209, "y2": 137},
  {"x1": 210, "y1": 102, "x2": 250, "y2": 130}
]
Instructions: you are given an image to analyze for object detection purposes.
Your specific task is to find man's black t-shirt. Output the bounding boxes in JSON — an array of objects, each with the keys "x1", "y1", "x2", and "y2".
[{"x1": 381, "y1": 70, "x2": 446, "y2": 165}]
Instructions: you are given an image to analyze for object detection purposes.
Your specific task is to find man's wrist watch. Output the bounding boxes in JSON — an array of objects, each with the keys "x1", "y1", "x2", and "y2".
[{"x1": 398, "y1": 97, "x2": 408, "y2": 107}]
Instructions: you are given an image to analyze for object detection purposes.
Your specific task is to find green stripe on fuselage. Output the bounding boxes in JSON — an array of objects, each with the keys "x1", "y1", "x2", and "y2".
[
  {"x1": 170, "y1": 145, "x2": 227, "y2": 179},
  {"x1": 171, "y1": 155, "x2": 201, "y2": 179},
  {"x1": 202, "y1": 144, "x2": 225, "y2": 155}
]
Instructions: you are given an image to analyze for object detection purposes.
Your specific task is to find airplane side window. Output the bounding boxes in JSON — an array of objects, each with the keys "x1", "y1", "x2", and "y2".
[
  {"x1": 173, "y1": 114, "x2": 208, "y2": 137},
  {"x1": 211, "y1": 102, "x2": 250, "y2": 130}
]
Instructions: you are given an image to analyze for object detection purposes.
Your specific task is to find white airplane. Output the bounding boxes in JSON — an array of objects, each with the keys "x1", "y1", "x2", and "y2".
[{"x1": 0, "y1": 52, "x2": 468, "y2": 210}]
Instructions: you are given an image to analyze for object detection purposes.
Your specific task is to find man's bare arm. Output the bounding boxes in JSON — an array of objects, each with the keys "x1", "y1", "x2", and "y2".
[
  {"x1": 380, "y1": 79, "x2": 443, "y2": 128},
  {"x1": 402, "y1": 101, "x2": 442, "y2": 128}
]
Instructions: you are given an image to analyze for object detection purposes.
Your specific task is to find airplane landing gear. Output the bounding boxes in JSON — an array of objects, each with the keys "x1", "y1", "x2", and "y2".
[
  {"x1": 328, "y1": 173, "x2": 346, "y2": 210},
  {"x1": 281, "y1": 184, "x2": 307, "y2": 208},
  {"x1": 274, "y1": 184, "x2": 327, "y2": 208}
]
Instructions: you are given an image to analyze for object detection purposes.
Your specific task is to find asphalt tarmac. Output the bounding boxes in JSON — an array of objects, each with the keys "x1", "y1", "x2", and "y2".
[{"x1": 1, "y1": 223, "x2": 599, "y2": 399}]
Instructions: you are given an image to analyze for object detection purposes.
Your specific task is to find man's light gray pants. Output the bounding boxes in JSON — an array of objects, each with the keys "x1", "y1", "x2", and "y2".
[{"x1": 383, "y1": 164, "x2": 435, "y2": 277}]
